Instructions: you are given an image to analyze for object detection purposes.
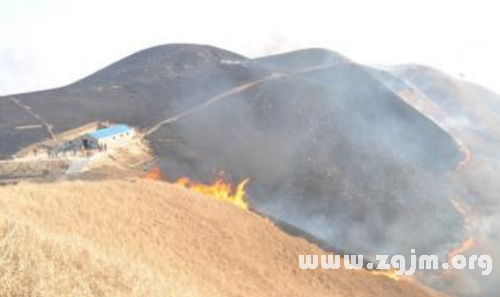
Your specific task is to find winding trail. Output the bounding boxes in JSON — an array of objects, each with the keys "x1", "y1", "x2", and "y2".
[
  {"x1": 145, "y1": 73, "x2": 284, "y2": 136},
  {"x1": 8, "y1": 97, "x2": 56, "y2": 139},
  {"x1": 145, "y1": 62, "x2": 343, "y2": 136}
]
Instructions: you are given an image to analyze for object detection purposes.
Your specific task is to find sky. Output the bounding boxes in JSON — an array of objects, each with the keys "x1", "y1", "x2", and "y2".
[{"x1": 1, "y1": 0, "x2": 499, "y2": 95}]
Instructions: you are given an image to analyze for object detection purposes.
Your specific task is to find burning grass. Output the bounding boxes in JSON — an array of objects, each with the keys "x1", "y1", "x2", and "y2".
[
  {"x1": 370, "y1": 269, "x2": 402, "y2": 281},
  {"x1": 445, "y1": 197, "x2": 476, "y2": 270},
  {"x1": 174, "y1": 174, "x2": 250, "y2": 209},
  {"x1": 145, "y1": 167, "x2": 250, "y2": 209}
]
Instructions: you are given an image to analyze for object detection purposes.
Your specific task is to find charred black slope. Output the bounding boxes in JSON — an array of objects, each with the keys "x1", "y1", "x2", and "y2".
[
  {"x1": 367, "y1": 65, "x2": 500, "y2": 296},
  {"x1": 151, "y1": 60, "x2": 463, "y2": 256},
  {"x1": 0, "y1": 44, "x2": 473, "y2": 273},
  {"x1": 0, "y1": 44, "x2": 268, "y2": 158},
  {"x1": 373, "y1": 64, "x2": 500, "y2": 209}
]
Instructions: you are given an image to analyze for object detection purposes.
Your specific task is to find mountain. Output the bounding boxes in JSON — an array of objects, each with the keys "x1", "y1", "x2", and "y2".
[
  {"x1": 148, "y1": 48, "x2": 464, "y2": 258},
  {"x1": 1, "y1": 44, "x2": 499, "y2": 296},
  {"x1": 368, "y1": 64, "x2": 500, "y2": 296},
  {"x1": 0, "y1": 44, "x2": 268, "y2": 158},
  {"x1": 370, "y1": 63, "x2": 500, "y2": 215}
]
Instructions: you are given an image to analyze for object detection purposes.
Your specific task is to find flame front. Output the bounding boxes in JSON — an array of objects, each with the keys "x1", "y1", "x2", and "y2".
[
  {"x1": 145, "y1": 166, "x2": 164, "y2": 180},
  {"x1": 371, "y1": 269, "x2": 400, "y2": 281},
  {"x1": 446, "y1": 197, "x2": 476, "y2": 268},
  {"x1": 448, "y1": 239, "x2": 475, "y2": 262},
  {"x1": 455, "y1": 143, "x2": 472, "y2": 172},
  {"x1": 447, "y1": 141, "x2": 476, "y2": 270},
  {"x1": 175, "y1": 174, "x2": 250, "y2": 209}
]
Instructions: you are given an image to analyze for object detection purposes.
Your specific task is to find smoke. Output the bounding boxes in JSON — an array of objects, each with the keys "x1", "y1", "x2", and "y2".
[
  {"x1": 380, "y1": 65, "x2": 500, "y2": 296},
  {"x1": 152, "y1": 51, "x2": 498, "y2": 296}
]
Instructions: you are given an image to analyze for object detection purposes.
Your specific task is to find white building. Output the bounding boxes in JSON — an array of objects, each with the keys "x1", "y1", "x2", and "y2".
[{"x1": 81, "y1": 124, "x2": 135, "y2": 149}]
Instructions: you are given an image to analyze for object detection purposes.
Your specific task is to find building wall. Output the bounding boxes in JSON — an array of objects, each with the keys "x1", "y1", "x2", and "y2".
[
  {"x1": 97, "y1": 129, "x2": 135, "y2": 148},
  {"x1": 82, "y1": 129, "x2": 135, "y2": 149}
]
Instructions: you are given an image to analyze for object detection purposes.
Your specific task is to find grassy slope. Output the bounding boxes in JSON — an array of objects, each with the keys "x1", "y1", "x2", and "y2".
[{"x1": 0, "y1": 179, "x2": 443, "y2": 297}]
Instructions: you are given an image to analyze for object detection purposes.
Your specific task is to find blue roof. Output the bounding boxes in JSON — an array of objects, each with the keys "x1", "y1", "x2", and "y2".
[{"x1": 89, "y1": 125, "x2": 131, "y2": 139}]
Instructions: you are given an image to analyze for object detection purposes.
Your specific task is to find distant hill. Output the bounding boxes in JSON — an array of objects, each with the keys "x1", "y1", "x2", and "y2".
[
  {"x1": 371, "y1": 63, "x2": 500, "y2": 209},
  {"x1": 252, "y1": 48, "x2": 351, "y2": 71}
]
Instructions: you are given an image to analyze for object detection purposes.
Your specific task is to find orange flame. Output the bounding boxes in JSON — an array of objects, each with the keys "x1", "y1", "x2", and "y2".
[
  {"x1": 455, "y1": 143, "x2": 471, "y2": 172},
  {"x1": 174, "y1": 173, "x2": 250, "y2": 209},
  {"x1": 145, "y1": 166, "x2": 164, "y2": 180},
  {"x1": 371, "y1": 269, "x2": 401, "y2": 281},
  {"x1": 446, "y1": 197, "x2": 475, "y2": 267},
  {"x1": 448, "y1": 239, "x2": 475, "y2": 262}
]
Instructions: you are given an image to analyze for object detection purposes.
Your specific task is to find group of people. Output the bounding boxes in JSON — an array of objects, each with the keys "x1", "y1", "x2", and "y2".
[{"x1": 35, "y1": 141, "x2": 109, "y2": 159}]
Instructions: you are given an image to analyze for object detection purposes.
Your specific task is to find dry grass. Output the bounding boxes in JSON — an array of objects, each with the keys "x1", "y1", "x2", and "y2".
[
  {"x1": 0, "y1": 159, "x2": 69, "y2": 178},
  {"x1": 0, "y1": 219, "x2": 170, "y2": 297},
  {"x1": 0, "y1": 179, "x2": 444, "y2": 297}
]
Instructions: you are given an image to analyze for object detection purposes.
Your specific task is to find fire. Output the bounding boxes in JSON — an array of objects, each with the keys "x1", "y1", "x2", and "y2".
[
  {"x1": 145, "y1": 166, "x2": 164, "y2": 180},
  {"x1": 446, "y1": 197, "x2": 476, "y2": 268},
  {"x1": 455, "y1": 142, "x2": 471, "y2": 172},
  {"x1": 448, "y1": 239, "x2": 475, "y2": 262},
  {"x1": 448, "y1": 141, "x2": 475, "y2": 261},
  {"x1": 174, "y1": 173, "x2": 250, "y2": 209},
  {"x1": 144, "y1": 167, "x2": 250, "y2": 209},
  {"x1": 371, "y1": 269, "x2": 401, "y2": 281}
]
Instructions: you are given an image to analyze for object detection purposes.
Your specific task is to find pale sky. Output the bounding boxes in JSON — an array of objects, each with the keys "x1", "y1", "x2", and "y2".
[{"x1": 1, "y1": 0, "x2": 499, "y2": 95}]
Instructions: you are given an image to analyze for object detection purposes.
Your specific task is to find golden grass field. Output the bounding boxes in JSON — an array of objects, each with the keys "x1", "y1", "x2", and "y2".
[{"x1": 0, "y1": 179, "x2": 445, "y2": 297}]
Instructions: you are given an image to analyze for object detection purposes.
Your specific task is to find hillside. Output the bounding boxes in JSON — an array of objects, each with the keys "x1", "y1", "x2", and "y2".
[
  {"x1": 0, "y1": 44, "x2": 268, "y2": 158},
  {"x1": 0, "y1": 179, "x2": 442, "y2": 297}
]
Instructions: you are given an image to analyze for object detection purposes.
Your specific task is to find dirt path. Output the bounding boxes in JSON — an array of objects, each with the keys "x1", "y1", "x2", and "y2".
[
  {"x1": 145, "y1": 63, "x2": 341, "y2": 136},
  {"x1": 8, "y1": 97, "x2": 55, "y2": 139},
  {"x1": 145, "y1": 73, "x2": 284, "y2": 136}
]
